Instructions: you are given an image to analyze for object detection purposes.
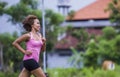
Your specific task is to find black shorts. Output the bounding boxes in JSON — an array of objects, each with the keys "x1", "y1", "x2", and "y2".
[{"x1": 23, "y1": 59, "x2": 40, "y2": 71}]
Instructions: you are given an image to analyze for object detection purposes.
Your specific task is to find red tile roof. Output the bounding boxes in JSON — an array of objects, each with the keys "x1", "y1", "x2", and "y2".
[
  {"x1": 67, "y1": 0, "x2": 112, "y2": 20},
  {"x1": 55, "y1": 29, "x2": 102, "y2": 49},
  {"x1": 55, "y1": 34, "x2": 78, "y2": 49},
  {"x1": 86, "y1": 28, "x2": 103, "y2": 35}
]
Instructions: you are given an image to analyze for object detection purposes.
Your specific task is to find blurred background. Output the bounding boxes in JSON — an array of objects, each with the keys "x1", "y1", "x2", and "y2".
[{"x1": 0, "y1": 0, "x2": 120, "y2": 77}]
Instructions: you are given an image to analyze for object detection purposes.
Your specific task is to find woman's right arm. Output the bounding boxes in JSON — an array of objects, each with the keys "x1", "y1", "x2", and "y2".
[{"x1": 12, "y1": 33, "x2": 30, "y2": 54}]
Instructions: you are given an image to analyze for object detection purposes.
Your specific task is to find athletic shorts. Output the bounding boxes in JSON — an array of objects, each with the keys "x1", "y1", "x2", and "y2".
[{"x1": 23, "y1": 59, "x2": 40, "y2": 71}]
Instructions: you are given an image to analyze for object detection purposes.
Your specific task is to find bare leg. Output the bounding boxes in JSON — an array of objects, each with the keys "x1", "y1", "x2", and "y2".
[
  {"x1": 31, "y1": 67, "x2": 46, "y2": 77},
  {"x1": 19, "y1": 68, "x2": 31, "y2": 77}
]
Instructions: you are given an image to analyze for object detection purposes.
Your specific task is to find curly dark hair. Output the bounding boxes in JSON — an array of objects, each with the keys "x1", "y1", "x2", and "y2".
[{"x1": 22, "y1": 15, "x2": 38, "y2": 32}]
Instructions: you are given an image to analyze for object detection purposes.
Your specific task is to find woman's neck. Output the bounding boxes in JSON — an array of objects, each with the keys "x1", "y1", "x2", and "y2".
[
  {"x1": 31, "y1": 30, "x2": 40, "y2": 40},
  {"x1": 31, "y1": 30, "x2": 38, "y2": 34}
]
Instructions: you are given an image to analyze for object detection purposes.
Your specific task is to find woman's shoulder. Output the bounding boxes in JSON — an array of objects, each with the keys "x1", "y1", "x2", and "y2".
[
  {"x1": 38, "y1": 32, "x2": 42, "y2": 37},
  {"x1": 21, "y1": 32, "x2": 31, "y2": 39},
  {"x1": 23, "y1": 32, "x2": 30, "y2": 36}
]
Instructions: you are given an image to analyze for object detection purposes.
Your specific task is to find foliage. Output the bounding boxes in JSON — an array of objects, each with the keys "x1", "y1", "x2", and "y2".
[
  {"x1": 84, "y1": 26, "x2": 120, "y2": 68},
  {"x1": 84, "y1": 39, "x2": 100, "y2": 68},
  {"x1": 48, "y1": 68, "x2": 80, "y2": 77},
  {"x1": 0, "y1": 1, "x2": 7, "y2": 15},
  {"x1": 69, "y1": 26, "x2": 120, "y2": 68},
  {"x1": 0, "y1": 66, "x2": 120, "y2": 77},
  {"x1": 45, "y1": 9, "x2": 64, "y2": 26},
  {"x1": 107, "y1": 0, "x2": 120, "y2": 24},
  {"x1": 47, "y1": 65, "x2": 120, "y2": 77},
  {"x1": 45, "y1": 9, "x2": 64, "y2": 51},
  {"x1": 102, "y1": 26, "x2": 116, "y2": 40},
  {"x1": 0, "y1": 32, "x2": 23, "y2": 72},
  {"x1": 71, "y1": 28, "x2": 89, "y2": 50},
  {"x1": 68, "y1": 10, "x2": 75, "y2": 20},
  {"x1": 97, "y1": 27, "x2": 120, "y2": 64},
  {"x1": 114, "y1": 35, "x2": 120, "y2": 51},
  {"x1": 4, "y1": 0, "x2": 41, "y2": 25},
  {"x1": 68, "y1": 47, "x2": 84, "y2": 68},
  {"x1": 0, "y1": 72, "x2": 18, "y2": 77}
]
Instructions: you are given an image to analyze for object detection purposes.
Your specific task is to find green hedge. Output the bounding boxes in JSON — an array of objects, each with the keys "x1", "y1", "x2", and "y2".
[
  {"x1": 0, "y1": 66, "x2": 120, "y2": 77},
  {"x1": 48, "y1": 66, "x2": 120, "y2": 77},
  {"x1": 0, "y1": 72, "x2": 18, "y2": 77}
]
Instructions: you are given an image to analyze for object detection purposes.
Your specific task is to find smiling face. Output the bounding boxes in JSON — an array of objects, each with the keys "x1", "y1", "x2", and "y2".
[{"x1": 32, "y1": 19, "x2": 41, "y2": 32}]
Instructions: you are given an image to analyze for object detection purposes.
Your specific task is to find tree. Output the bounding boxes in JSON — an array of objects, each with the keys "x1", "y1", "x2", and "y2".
[
  {"x1": 107, "y1": 0, "x2": 120, "y2": 23},
  {"x1": 0, "y1": 1, "x2": 7, "y2": 15},
  {"x1": 102, "y1": 26, "x2": 116, "y2": 40},
  {"x1": 68, "y1": 10, "x2": 75, "y2": 20},
  {"x1": 0, "y1": 32, "x2": 23, "y2": 72},
  {"x1": 45, "y1": 9, "x2": 64, "y2": 51},
  {"x1": 4, "y1": 0, "x2": 42, "y2": 25},
  {"x1": 84, "y1": 39, "x2": 100, "y2": 68},
  {"x1": 71, "y1": 28, "x2": 89, "y2": 50},
  {"x1": 84, "y1": 27, "x2": 120, "y2": 68}
]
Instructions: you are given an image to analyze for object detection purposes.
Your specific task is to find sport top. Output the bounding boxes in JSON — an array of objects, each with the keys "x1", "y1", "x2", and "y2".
[{"x1": 23, "y1": 32, "x2": 43, "y2": 62}]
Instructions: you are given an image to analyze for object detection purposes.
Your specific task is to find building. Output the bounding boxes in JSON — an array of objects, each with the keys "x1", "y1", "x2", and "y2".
[
  {"x1": 56, "y1": 0, "x2": 113, "y2": 53},
  {"x1": 47, "y1": 0, "x2": 114, "y2": 68}
]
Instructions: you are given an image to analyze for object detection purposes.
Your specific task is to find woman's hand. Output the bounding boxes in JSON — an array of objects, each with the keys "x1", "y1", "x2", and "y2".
[
  {"x1": 42, "y1": 37, "x2": 46, "y2": 43},
  {"x1": 41, "y1": 37, "x2": 46, "y2": 51},
  {"x1": 25, "y1": 50, "x2": 32, "y2": 56}
]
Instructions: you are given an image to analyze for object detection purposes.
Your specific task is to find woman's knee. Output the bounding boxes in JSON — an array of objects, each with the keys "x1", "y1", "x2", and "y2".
[
  {"x1": 42, "y1": 73, "x2": 46, "y2": 77},
  {"x1": 31, "y1": 68, "x2": 46, "y2": 77},
  {"x1": 18, "y1": 68, "x2": 30, "y2": 77}
]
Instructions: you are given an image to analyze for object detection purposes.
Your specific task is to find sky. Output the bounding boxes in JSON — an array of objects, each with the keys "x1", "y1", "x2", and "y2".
[{"x1": 0, "y1": 0, "x2": 96, "y2": 34}]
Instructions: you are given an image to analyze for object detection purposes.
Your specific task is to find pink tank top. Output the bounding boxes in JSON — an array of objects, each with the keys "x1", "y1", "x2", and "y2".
[{"x1": 23, "y1": 32, "x2": 43, "y2": 62}]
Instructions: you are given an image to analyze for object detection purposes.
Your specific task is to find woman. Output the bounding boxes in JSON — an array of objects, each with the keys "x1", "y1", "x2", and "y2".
[{"x1": 12, "y1": 15, "x2": 46, "y2": 77}]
